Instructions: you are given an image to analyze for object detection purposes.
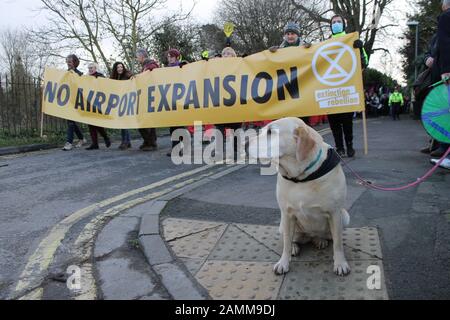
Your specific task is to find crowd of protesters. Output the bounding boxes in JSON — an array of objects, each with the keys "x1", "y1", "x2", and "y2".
[{"x1": 60, "y1": 6, "x2": 450, "y2": 169}]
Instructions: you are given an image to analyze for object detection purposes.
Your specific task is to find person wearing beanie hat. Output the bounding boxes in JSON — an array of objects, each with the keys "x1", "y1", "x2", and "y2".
[
  {"x1": 166, "y1": 48, "x2": 187, "y2": 157},
  {"x1": 269, "y1": 21, "x2": 311, "y2": 51},
  {"x1": 269, "y1": 21, "x2": 312, "y2": 125}
]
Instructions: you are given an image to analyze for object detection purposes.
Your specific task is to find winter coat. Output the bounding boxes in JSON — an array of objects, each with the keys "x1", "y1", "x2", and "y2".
[{"x1": 437, "y1": 8, "x2": 450, "y2": 75}]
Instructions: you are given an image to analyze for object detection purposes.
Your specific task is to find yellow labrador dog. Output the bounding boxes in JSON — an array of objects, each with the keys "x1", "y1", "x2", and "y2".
[{"x1": 248, "y1": 117, "x2": 350, "y2": 276}]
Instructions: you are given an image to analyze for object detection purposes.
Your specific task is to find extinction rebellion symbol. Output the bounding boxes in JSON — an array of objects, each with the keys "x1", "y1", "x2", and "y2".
[{"x1": 312, "y1": 42, "x2": 357, "y2": 87}]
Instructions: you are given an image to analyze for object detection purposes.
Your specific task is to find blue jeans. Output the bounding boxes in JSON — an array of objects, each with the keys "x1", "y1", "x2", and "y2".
[
  {"x1": 66, "y1": 120, "x2": 84, "y2": 144},
  {"x1": 121, "y1": 129, "x2": 130, "y2": 144}
]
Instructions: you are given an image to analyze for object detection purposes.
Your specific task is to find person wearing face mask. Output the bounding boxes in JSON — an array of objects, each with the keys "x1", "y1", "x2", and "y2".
[{"x1": 326, "y1": 14, "x2": 367, "y2": 158}]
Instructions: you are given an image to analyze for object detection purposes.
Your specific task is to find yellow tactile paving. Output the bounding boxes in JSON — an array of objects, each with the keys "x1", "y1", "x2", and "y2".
[
  {"x1": 167, "y1": 225, "x2": 227, "y2": 259},
  {"x1": 162, "y1": 218, "x2": 226, "y2": 241},
  {"x1": 195, "y1": 260, "x2": 283, "y2": 300},
  {"x1": 279, "y1": 260, "x2": 388, "y2": 300},
  {"x1": 165, "y1": 219, "x2": 388, "y2": 300},
  {"x1": 208, "y1": 225, "x2": 279, "y2": 262},
  {"x1": 180, "y1": 258, "x2": 207, "y2": 276},
  {"x1": 235, "y1": 224, "x2": 381, "y2": 261}
]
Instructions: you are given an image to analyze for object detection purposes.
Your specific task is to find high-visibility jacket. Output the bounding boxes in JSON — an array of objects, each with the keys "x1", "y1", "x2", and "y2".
[
  {"x1": 332, "y1": 31, "x2": 369, "y2": 67},
  {"x1": 389, "y1": 92, "x2": 404, "y2": 106}
]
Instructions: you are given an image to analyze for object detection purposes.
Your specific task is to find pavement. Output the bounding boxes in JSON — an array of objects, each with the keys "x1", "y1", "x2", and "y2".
[{"x1": 1, "y1": 115, "x2": 450, "y2": 300}]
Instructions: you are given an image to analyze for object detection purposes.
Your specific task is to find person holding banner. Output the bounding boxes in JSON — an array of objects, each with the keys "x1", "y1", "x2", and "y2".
[
  {"x1": 269, "y1": 21, "x2": 311, "y2": 126},
  {"x1": 62, "y1": 54, "x2": 87, "y2": 151},
  {"x1": 110, "y1": 62, "x2": 133, "y2": 150},
  {"x1": 85, "y1": 63, "x2": 111, "y2": 150},
  {"x1": 326, "y1": 14, "x2": 368, "y2": 158},
  {"x1": 136, "y1": 48, "x2": 159, "y2": 151},
  {"x1": 216, "y1": 47, "x2": 243, "y2": 161},
  {"x1": 166, "y1": 49, "x2": 186, "y2": 157}
]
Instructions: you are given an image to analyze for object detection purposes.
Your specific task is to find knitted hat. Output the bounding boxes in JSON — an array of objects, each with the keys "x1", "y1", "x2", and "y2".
[
  {"x1": 167, "y1": 49, "x2": 181, "y2": 58},
  {"x1": 284, "y1": 22, "x2": 301, "y2": 36}
]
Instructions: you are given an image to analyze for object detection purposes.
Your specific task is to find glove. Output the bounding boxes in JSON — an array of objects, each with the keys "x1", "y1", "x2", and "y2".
[
  {"x1": 179, "y1": 61, "x2": 188, "y2": 68},
  {"x1": 353, "y1": 40, "x2": 363, "y2": 49},
  {"x1": 304, "y1": 42, "x2": 312, "y2": 49},
  {"x1": 269, "y1": 46, "x2": 279, "y2": 53}
]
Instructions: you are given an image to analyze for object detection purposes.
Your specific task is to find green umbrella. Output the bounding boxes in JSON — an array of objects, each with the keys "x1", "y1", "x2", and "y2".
[{"x1": 421, "y1": 83, "x2": 450, "y2": 144}]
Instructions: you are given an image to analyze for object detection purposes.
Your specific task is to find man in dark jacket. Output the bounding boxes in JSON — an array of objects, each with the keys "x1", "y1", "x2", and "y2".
[
  {"x1": 136, "y1": 48, "x2": 159, "y2": 151},
  {"x1": 269, "y1": 21, "x2": 311, "y2": 125},
  {"x1": 430, "y1": 0, "x2": 450, "y2": 170},
  {"x1": 85, "y1": 62, "x2": 111, "y2": 150}
]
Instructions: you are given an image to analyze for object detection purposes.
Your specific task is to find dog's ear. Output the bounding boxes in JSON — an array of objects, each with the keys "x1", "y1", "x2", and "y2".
[{"x1": 294, "y1": 126, "x2": 316, "y2": 162}]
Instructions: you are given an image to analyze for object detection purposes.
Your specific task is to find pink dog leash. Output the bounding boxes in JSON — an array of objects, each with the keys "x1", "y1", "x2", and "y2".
[{"x1": 338, "y1": 146, "x2": 450, "y2": 192}]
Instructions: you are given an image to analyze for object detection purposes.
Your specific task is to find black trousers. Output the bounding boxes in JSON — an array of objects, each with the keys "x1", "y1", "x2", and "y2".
[
  {"x1": 88, "y1": 125, "x2": 108, "y2": 146},
  {"x1": 216, "y1": 123, "x2": 242, "y2": 153},
  {"x1": 169, "y1": 126, "x2": 184, "y2": 148},
  {"x1": 391, "y1": 103, "x2": 401, "y2": 120},
  {"x1": 328, "y1": 113, "x2": 353, "y2": 150},
  {"x1": 138, "y1": 128, "x2": 157, "y2": 147}
]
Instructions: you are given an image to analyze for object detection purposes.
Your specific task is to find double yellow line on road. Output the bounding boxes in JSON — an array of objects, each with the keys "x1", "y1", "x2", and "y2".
[{"x1": 13, "y1": 164, "x2": 220, "y2": 299}]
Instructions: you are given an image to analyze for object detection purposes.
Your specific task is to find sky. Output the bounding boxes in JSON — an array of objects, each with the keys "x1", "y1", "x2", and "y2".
[{"x1": 0, "y1": 0, "x2": 413, "y2": 84}]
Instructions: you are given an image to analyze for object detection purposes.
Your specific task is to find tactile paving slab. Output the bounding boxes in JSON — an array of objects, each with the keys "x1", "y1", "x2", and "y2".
[
  {"x1": 235, "y1": 224, "x2": 381, "y2": 261},
  {"x1": 209, "y1": 225, "x2": 280, "y2": 262},
  {"x1": 162, "y1": 218, "x2": 225, "y2": 241},
  {"x1": 195, "y1": 260, "x2": 283, "y2": 300},
  {"x1": 278, "y1": 260, "x2": 388, "y2": 300},
  {"x1": 167, "y1": 225, "x2": 227, "y2": 259},
  {"x1": 180, "y1": 258, "x2": 206, "y2": 276}
]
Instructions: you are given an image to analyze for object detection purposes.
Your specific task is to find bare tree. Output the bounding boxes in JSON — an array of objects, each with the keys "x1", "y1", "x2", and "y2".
[
  {"x1": 291, "y1": 0, "x2": 397, "y2": 60},
  {"x1": 0, "y1": 28, "x2": 54, "y2": 78},
  {"x1": 33, "y1": 0, "x2": 194, "y2": 74},
  {"x1": 214, "y1": 0, "x2": 320, "y2": 55}
]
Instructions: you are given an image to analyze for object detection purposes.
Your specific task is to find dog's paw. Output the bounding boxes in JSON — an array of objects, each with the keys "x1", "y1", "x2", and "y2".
[
  {"x1": 273, "y1": 258, "x2": 290, "y2": 275},
  {"x1": 334, "y1": 260, "x2": 351, "y2": 276},
  {"x1": 313, "y1": 238, "x2": 329, "y2": 250},
  {"x1": 291, "y1": 242, "x2": 300, "y2": 256}
]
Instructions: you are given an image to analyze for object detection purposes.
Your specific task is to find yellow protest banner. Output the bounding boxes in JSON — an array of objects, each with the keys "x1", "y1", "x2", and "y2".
[{"x1": 42, "y1": 32, "x2": 364, "y2": 129}]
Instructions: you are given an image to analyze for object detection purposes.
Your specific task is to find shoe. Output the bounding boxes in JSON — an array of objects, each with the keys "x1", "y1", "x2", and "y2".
[
  {"x1": 420, "y1": 146, "x2": 431, "y2": 154},
  {"x1": 336, "y1": 148, "x2": 346, "y2": 157},
  {"x1": 347, "y1": 146, "x2": 355, "y2": 158},
  {"x1": 86, "y1": 144, "x2": 99, "y2": 150},
  {"x1": 430, "y1": 148, "x2": 445, "y2": 157},
  {"x1": 141, "y1": 145, "x2": 157, "y2": 152},
  {"x1": 104, "y1": 137, "x2": 111, "y2": 148},
  {"x1": 431, "y1": 158, "x2": 450, "y2": 169},
  {"x1": 75, "y1": 138, "x2": 87, "y2": 148},
  {"x1": 166, "y1": 151, "x2": 172, "y2": 157},
  {"x1": 62, "y1": 142, "x2": 73, "y2": 151},
  {"x1": 119, "y1": 142, "x2": 131, "y2": 150}
]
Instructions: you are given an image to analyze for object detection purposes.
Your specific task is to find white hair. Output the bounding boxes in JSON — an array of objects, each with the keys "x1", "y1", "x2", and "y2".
[{"x1": 88, "y1": 62, "x2": 99, "y2": 70}]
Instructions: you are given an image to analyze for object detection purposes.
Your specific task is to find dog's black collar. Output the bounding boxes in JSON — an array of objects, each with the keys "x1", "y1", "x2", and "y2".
[{"x1": 282, "y1": 148, "x2": 341, "y2": 183}]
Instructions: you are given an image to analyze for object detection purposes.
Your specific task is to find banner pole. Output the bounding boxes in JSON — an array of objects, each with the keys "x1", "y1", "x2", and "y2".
[{"x1": 362, "y1": 108, "x2": 368, "y2": 155}]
